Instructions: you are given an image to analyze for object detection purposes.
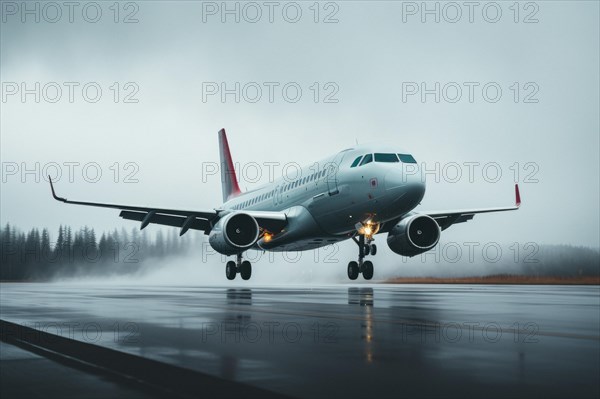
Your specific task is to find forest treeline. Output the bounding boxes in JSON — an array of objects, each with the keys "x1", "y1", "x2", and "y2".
[
  {"x1": 1, "y1": 223, "x2": 598, "y2": 281},
  {"x1": 0, "y1": 223, "x2": 201, "y2": 281}
]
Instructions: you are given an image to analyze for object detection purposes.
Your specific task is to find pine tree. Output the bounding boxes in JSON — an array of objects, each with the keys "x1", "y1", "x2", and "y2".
[
  {"x1": 155, "y1": 230, "x2": 165, "y2": 257},
  {"x1": 55, "y1": 225, "x2": 64, "y2": 260},
  {"x1": 167, "y1": 229, "x2": 176, "y2": 254},
  {"x1": 34, "y1": 228, "x2": 41, "y2": 259},
  {"x1": 40, "y1": 228, "x2": 51, "y2": 277},
  {"x1": 1, "y1": 223, "x2": 13, "y2": 279},
  {"x1": 15, "y1": 231, "x2": 26, "y2": 280},
  {"x1": 72, "y1": 230, "x2": 84, "y2": 265},
  {"x1": 89, "y1": 228, "x2": 97, "y2": 249},
  {"x1": 120, "y1": 227, "x2": 129, "y2": 244},
  {"x1": 66, "y1": 226, "x2": 72, "y2": 249}
]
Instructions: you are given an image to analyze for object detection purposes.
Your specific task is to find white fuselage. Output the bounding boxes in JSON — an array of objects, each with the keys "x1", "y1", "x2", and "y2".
[{"x1": 221, "y1": 144, "x2": 426, "y2": 251}]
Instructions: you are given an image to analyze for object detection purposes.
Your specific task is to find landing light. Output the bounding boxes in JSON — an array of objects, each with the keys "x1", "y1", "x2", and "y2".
[
  {"x1": 356, "y1": 220, "x2": 380, "y2": 239},
  {"x1": 264, "y1": 232, "x2": 273, "y2": 242}
]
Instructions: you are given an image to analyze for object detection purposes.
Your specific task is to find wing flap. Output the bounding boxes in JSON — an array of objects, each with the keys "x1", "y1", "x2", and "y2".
[
  {"x1": 118, "y1": 210, "x2": 286, "y2": 233},
  {"x1": 119, "y1": 211, "x2": 212, "y2": 231},
  {"x1": 430, "y1": 213, "x2": 475, "y2": 231}
]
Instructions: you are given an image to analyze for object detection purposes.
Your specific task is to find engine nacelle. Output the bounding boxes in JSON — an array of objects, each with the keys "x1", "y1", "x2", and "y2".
[
  {"x1": 387, "y1": 213, "x2": 441, "y2": 257},
  {"x1": 209, "y1": 212, "x2": 260, "y2": 255}
]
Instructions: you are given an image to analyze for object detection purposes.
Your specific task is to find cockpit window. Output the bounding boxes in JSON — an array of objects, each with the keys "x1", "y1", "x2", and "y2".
[
  {"x1": 398, "y1": 154, "x2": 417, "y2": 164},
  {"x1": 359, "y1": 154, "x2": 373, "y2": 166},
  {"x1": 374, "y1": 153, "x2": 399, "y2": 163},
  {"x1": 350, "y1": 156, "x2": 362, "y2": 168}
]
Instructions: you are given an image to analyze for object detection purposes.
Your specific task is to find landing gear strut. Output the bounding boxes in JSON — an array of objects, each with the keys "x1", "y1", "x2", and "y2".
[
  {"x1": 226, "y1": 253, "x2": 252, "y2": 280},
  {"x1": 348, "y1": 235, "x2": 376, "y2": 280}
]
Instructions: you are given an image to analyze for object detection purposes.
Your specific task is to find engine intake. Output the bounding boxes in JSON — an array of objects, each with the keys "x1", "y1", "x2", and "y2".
[
  {"x1": 387, "y1": 214, "x2": 440, "y2": 257},
  {"x1": 209, "y1": 213, "x2": 260, "y2": 255}
]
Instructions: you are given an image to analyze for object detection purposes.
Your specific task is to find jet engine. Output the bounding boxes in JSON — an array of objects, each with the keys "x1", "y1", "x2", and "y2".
[
  {"x1": 387, "y1": 214, "x2": 441, "y2": 257},
  {"x1": 209, "y1": 212, "x2": 260, "y2": 255}
]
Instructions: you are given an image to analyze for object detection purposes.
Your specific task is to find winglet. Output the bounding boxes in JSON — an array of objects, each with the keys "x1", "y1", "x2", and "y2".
[
  {"x1": 515, "y1": 184, "x2": 521, "y2": 208},
  {"x1": 48, "y1": 176, "x2": 67, "y2": 202}
]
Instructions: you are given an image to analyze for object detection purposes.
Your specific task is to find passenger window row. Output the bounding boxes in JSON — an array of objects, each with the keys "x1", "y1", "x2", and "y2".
[
  {"x1": 350, "y1": 153, "x2": 417, "y2": 167},
  {"x1": 280, "y1": 169, "x2": 327, "y2": 195},
  {"x1": 231, "y1": 169, "x2": 329, "y2": 210},
  {"x1": 232, "y1": 189, "x2": 275, "y2": 210}
]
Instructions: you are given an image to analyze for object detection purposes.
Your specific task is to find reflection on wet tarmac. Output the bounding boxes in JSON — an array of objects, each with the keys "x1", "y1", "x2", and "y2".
[
  {"x1": 226, "y1": 289, "x2": 253, "y2": 306},
  {"x1": 1, "y1": 283, "x2": 598, "y2": 398},
  {"x1": 347, "y1": 287, "x2": 373, "y2": 306},
  {"x1": 348, "y1": 288, "x2": 375, "y2": 363}
]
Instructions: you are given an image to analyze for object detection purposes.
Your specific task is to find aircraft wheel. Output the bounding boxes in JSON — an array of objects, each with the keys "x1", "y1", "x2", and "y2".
[
  {"x1": 226, "y1": 261, "x2": 237, "y2": 280},
  {"x1": 364, "y1": 244, "x2": 371, "y2": 256},
  {"x1": 362, "y1": 261, "x2": 374, "y2": 280},
  {"x1": 370, "y1": 244, "x2": 377, "y2": 256},
  {"x1": 240, "y1": 260, "x2": 252, "y2": 280},
  {"x1": 347, "y1": 261, "x2": 359, "y2": 280}
]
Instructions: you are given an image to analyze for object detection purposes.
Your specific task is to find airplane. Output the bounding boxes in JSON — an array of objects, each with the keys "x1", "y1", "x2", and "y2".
[{"x1": 49, "y1": 128, "x2": 521, "y2": 281}]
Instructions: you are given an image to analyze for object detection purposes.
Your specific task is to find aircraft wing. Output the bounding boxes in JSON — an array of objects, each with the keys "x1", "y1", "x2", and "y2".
[
  {"x1": 49, "y1": 177, "x2": 287, "y2": 235},
  {"x1": 423, "y1": 184, "x2": 521, "y2": 231}
]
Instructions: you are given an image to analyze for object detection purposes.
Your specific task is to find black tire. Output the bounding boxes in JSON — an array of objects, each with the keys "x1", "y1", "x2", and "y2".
[
  {"x1": 347, "y1": 261, "x2": 359, "y2": 280},
  {"x1": 226, "y1": 261, "x2": 237, "y2": 280},
  {"x1": 240, "y1": 260, "x2": 252, "y2": 280},
  {"x1": 362, "y1": 260, "x2": 374, "y2": 280},
  {"x1": 370, "y1": 244, "x2": 377, "y2": 256},
  {"x1": 364, "y1": 244, "x2": 370, "y2": 256}
]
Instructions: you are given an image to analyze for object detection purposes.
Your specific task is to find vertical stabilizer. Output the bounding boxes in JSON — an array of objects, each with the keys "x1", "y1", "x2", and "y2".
[{"x1": 218, "y1": 128, "x2": 242, "y2": 202}]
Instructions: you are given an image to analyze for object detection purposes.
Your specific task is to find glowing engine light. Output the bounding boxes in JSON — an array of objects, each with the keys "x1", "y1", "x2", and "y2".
[
  {"x1": 356, "y1": 219, "x2": 380, "y2": 238},
  {"x1": 263, "y1": 232, "x2": 273, "y2": 242}
]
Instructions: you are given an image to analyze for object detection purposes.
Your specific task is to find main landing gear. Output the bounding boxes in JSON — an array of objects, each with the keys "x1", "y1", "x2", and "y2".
[
  {"x1": 348, "y1": 234, "x2": 377, "y2": 280},
  {"x1": 226, "y1": 253, "x2": 252, "y2": 281}
]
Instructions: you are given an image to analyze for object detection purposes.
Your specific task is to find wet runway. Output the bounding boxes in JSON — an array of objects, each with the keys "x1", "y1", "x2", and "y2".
[{"x1": 1, "y1": 283, "x2": 599, "y2": 398}]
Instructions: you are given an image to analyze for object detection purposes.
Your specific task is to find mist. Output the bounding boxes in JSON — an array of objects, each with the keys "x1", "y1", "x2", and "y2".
[{"x1": 2, "y1": 223, "x2": 597, "y2": 285}]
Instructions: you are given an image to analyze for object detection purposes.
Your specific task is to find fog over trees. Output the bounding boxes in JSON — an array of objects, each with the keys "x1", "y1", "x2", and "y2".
[
  {"x1": 1, "y1": 223, "x2": 598, "y2": 281},
  {"x1": 0, "y1": 223, "x2": 202, "y2": 281}
]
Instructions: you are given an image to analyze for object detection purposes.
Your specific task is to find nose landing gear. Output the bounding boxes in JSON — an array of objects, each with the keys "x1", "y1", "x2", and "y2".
[
  {"x1": 226, "y1": 253, "x2": 252, "y2": 280},
  {"x1": 363, "y1": 243, "x2": 377, "y2": 256},
  {"x1": 348, "y1": 234, "x2": 377, "y2": 280}
]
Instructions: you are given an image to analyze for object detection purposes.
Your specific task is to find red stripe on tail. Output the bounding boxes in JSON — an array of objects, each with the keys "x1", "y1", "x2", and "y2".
[{"x1": 218, "y1": 129, "x2": 242, "y2": 202}]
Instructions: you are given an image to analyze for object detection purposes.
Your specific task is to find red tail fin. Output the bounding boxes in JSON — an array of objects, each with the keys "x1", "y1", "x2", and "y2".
[{"x1": 218, "y1": 129, "x2": 242, "y2": 202}]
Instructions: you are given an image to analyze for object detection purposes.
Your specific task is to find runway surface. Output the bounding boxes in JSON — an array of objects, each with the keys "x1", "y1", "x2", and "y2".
[{"x1": 1, "y1": 283, "x2": 599, "y2": 398}]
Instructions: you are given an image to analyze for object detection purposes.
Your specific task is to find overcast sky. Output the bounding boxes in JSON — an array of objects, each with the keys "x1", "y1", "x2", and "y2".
[{"x1": 1, "y1": 1, "x2": 599, "y2": 252}]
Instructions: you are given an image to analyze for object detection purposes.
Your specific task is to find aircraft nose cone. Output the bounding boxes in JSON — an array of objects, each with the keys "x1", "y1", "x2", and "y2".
[
  {"x1": 385, "y1": 168, "x2": 425, "y2": 202},
  {"x1": 384, "y1": 169, "x2": 405, "y2": 191}
]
